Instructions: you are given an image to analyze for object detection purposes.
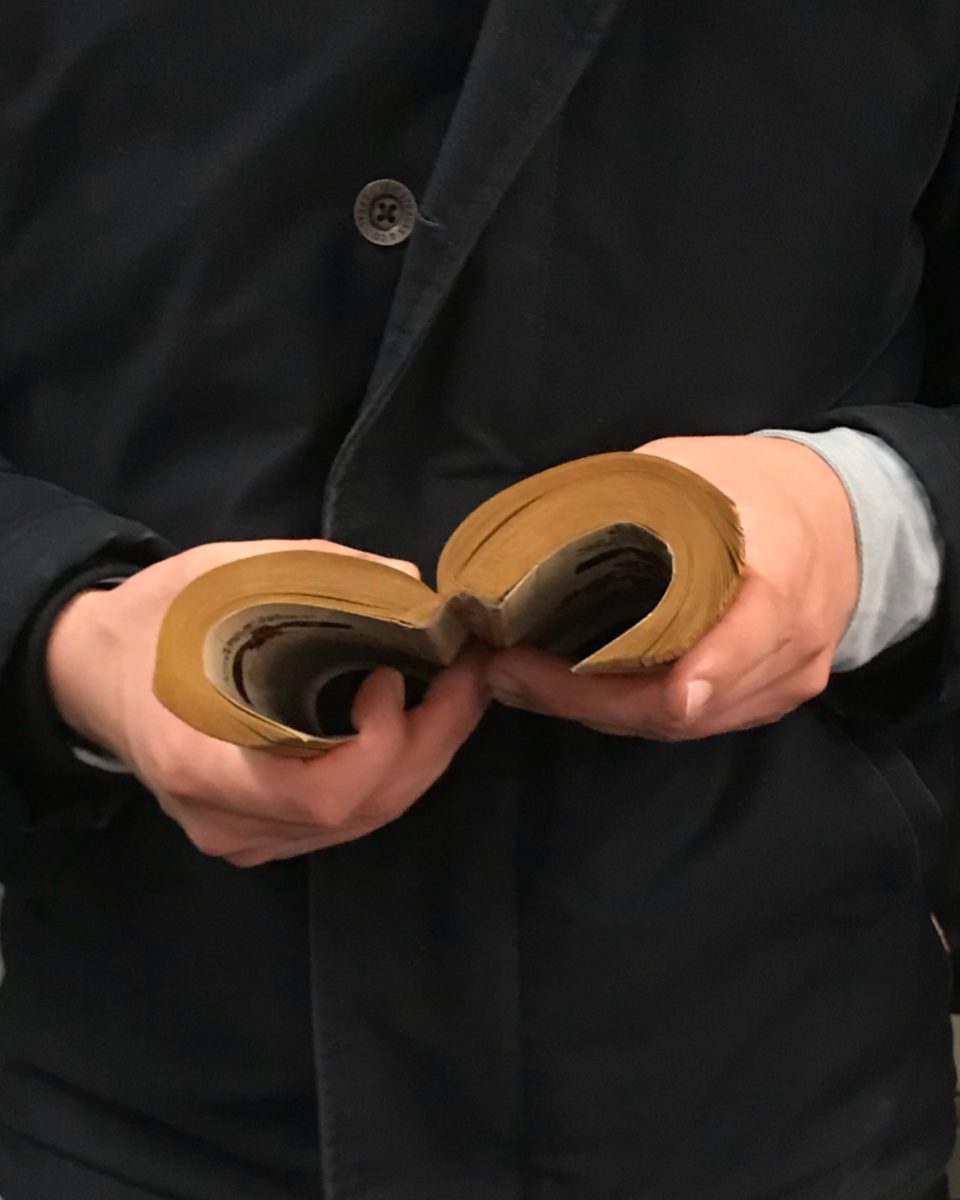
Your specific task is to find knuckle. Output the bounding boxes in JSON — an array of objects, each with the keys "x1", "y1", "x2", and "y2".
[
  {"x1": 363, "y1": 762, "x2": 439, "y2": 820},
  {"x1": 620, "y1": 717, "x2": 681, "y2": 743},
  {"x1": 651, "y1": 706, "x2": 693, "y2": 741},
  {"x1": 658, "y1": 721, "x2": 695, "y2": 743},
  {"x1": 283, "y1": 790, "x2": 328, "y2": 825},
  {"x1": 297, "y1": 789, "x2": 360, "y2": 832},
  {"x1": 359, "y1": 787, "x2": 406, "y2": 825},
  {"x1": 226, "y1": 848, "x2": 274, "y2": 869},
  {"x1": 154, "y1": 753, "x2": 204, "y2": 805},
  {"x1": 801, "y1": 662, "x2": 830, "y2": 700},
  {"x1": 185, "y1": 827, "x2": 234, "y2": 859},
  {"x1": 790, "y1": 660, "x2": 831, "y2": 705},
  {"x1": 781, "y1": 681, "x2": 809, "y2": 709},
  {"x1": 807, "y1": 658, "x2": 832, "y2": 697},
  {"x1": 759, "y1": 571, "x2": 795, "y2": 611},
  {"x1": 583, "y1": 720, "x2": 634, "y2": 737}
]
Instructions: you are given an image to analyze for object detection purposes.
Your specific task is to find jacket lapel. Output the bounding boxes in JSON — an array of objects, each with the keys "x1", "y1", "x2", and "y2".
[{"x1": 325, "y1": 0, "x2": 625, "y2": 524}]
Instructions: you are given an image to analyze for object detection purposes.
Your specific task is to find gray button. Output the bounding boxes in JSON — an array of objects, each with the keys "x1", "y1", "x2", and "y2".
[{"x1": 354, "y1": 179, "x2": 418, "y2": 246}]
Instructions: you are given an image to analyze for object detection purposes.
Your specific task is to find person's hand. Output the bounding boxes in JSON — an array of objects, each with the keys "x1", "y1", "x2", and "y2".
[
  {"x1": 47, "y1": 540, "x2": 490, "y2": 866},
  {"x1": 487, "y1": 435, "x2": 859, "y2": 740}
]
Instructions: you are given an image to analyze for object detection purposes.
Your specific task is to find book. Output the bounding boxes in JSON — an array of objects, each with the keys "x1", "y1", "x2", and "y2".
[{"x1": 153, "y1": 452, "x2": 744, "y2": 754}]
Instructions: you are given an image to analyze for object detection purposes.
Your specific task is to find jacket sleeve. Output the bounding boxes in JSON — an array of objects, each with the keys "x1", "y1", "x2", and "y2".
[
  {"x1": 757, "y1": 427, "x2": 942, "y2": 671},
  {"x1": 0, "y1": 458, "x2": 171, "y2": 840},
  {"x1": 798, "y1": 103, "x2": 960, "y2": 731},
  {"x1": 805, "y1": 402, "x2": 960, "y2": 719}
]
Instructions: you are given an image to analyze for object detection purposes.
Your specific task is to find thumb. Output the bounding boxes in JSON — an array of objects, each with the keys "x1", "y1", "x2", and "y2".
[{"x1": 351, "y1": 667, "x2": 408, "y2": 733}]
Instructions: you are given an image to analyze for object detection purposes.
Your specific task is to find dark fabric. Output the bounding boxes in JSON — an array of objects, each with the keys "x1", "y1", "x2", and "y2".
[
  {"x1": 0, "y1": 3, "x2": 959, "y2": 1199},
  {"x1": 0, "y1": 525, "x2": 166, "y2": 850},
  {"x1": 918, "y1": 1177, "x2": 949, "y2": 1200},
  {"x1": 3, "y1": 560, "x2": 147, "y2": 828}
]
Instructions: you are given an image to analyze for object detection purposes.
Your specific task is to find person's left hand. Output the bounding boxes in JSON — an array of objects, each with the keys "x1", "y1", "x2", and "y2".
[{"x1": 486, "y1": 435, "x2": 860, "y2": 740}]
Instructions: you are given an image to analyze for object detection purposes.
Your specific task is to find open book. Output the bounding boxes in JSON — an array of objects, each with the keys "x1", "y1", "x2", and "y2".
[{"x1": 154, "y1": 452, "x2": 744, "y2": 753}]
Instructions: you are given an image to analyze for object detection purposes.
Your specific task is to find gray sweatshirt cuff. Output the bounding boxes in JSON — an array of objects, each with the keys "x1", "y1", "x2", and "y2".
[{"x1": 756, "y1": 427, "x2": 943, "y2": 672}]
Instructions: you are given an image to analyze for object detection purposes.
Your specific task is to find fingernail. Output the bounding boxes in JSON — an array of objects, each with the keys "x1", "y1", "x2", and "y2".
[{"x1": 685, "y1": 680, "x2": 713, "y2": 721}]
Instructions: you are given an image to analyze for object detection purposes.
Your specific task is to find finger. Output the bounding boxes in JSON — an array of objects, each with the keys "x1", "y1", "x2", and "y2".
[
  {"x1": 404, "y1": 648, "x2": 491, "y2": 755},
  {"x1": 155, "y1": 793, "x2": 319, "y2": 859},
  {"x1": 277, "y1": 667, "x2": 412, "y2": 818},
  {"x1": 158, "y1": 657, "x2": 477, "y2": 839},
  {"x1": 226, "y1": 843, "x2": 313, "y2": 868},
  {"x1": 488, "y1": 645, "x2": 658, "y2": 727},
  {"x1": 160, "y1": 778, "x2": 333, "y2": 833},
  {"x1": 366, "y1": 649, "x2": 491, "y2": 815},
  {"x1": 144, "y1": 722, "x2": 337, "y2": 830},
  {"x1": 225, "y1": 821, "x2": 387, "y2": 868},
  {"x1": 664, "y1": 651, "x2": 830, "y2": 738},
  {"x1": 576, "y1": 622, "x2": 827, "y2": 740},
  {"x1": 659, "y1": 571, "x2": 819, "y2": 727},
  {"x1": 215, "y1": 668, "x2": 410, "y2": 825},
  {"x1": 487, "y1": 576, "x2": 805, "y2": 738},
  {"x1": 147, "y1": 728, "x2": 340, "y2": 830},
  {"x1": 570, "y1": 574, "x2": 789, "y2": 733}
]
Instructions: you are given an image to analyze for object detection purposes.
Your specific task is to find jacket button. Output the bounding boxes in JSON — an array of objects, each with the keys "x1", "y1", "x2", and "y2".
[{"x1": 354, "y1": 179, "x2": 418, "y2": 246}]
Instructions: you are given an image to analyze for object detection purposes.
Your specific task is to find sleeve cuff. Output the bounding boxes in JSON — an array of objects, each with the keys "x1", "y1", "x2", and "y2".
[
  {"x1": 755, "y1": 427, "x2": 944, "y2": 671},
  {"x1": 14, "y1": 561, "x2": 142, "y2": 781}
]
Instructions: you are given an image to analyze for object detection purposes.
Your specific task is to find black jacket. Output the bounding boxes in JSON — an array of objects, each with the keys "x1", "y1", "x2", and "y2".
[{"x1": 0, "y1": 3, "x2": 959, "y2": 1198}]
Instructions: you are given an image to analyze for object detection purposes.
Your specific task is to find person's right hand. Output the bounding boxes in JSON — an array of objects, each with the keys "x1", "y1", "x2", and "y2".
[{"x1": 45, "y1": 540, "x2": 490, "y2": 867}]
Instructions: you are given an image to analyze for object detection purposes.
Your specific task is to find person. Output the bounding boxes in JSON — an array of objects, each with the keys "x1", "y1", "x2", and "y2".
[{"x1": 0, "y1": 3, "x2": 957, "y2": 1198}]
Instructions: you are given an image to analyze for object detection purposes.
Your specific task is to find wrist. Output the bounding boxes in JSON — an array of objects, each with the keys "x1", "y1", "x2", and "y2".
[{"x1": 46, "y1": 587, "x2": 124, "y2": 754}]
